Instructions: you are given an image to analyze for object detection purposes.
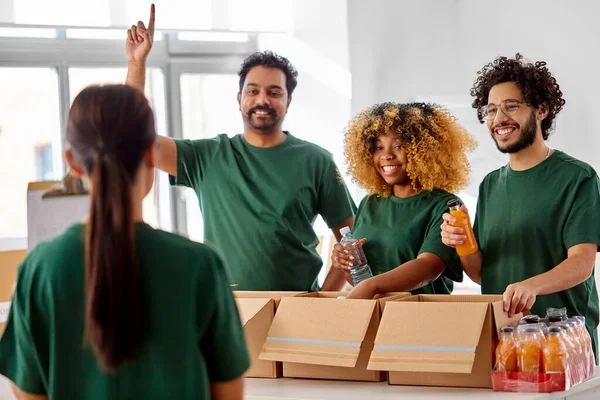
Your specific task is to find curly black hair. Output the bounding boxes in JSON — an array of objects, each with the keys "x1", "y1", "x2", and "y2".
[
  {"x1": 238, "y1": 51, "x2": 299, "y2": 97},
  {"x1": 470, "y1": 53, "x2": 565, "y2": 140}
]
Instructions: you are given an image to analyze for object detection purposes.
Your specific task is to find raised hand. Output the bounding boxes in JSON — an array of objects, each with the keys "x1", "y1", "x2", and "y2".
[{"x1": 126, "y1": 4, "x2": 156, "y2": 64}]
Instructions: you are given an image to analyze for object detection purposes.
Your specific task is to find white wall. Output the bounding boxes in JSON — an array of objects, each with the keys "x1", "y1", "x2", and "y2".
[
  {"x1": 348, "y1": 0, "x2": 600, "y2": 304},
  {"x1": 259, "y1": 0, "x2": 352, "y2": 172},
  {"x1": 348, "y1": 0, "x2": 600, "y2": 198},
  {"x1": 257, "y1": 0, "x2": 354, "y2": 286}
]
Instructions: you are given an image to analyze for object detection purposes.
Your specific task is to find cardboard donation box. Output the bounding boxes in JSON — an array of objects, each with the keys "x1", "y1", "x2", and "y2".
[
  {"x1": 259, "y1": 291, "x2": 410, "y2": 382},
  {"x1": 234, "y1": 291, "x2": 306, "y2": 378},
  {"x1": 27, "y1": 181, "x2": 89, "y2": 251},
  {"x1": 369, "y1": 294, "x2": 520, "y2": 388},
  {"x1": 0, "y1": 250, "x2": 26, "y2": 337}
]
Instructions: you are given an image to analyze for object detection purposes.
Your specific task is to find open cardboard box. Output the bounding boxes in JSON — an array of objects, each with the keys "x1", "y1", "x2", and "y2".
[
  {"x1": 233, "y1": 291, "x2": 306, "y2": 308},
  {"x1": 0, "y1": 250, "x2": 26, "y2": 337},
  {"x1": 259, "y1": 291, "x2": 410, "y2": 381},
  {"x1": 234, "y1": 291, "x2": 306, "y2": 378},
  {"x1": 368, "y1": 294, "x2": 521, "y2": 388}
]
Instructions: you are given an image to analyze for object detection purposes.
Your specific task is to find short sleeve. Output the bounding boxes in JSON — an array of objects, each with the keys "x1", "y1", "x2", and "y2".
[
  {"x1": 563, "y1": 173, "x2": 600, "y2": 251},
  {"x1": 418, "y1": 200, "x2": 463, "y2": 282},
  {"x1": 0, "y1": 262, "x2": 47, "y2": 395},
  {"x1": 168, "y1": 136, "x2": 222, "y2": 189},
  {"x1": 198, "y1": 253, "x2": 250, "y2": 382},
  {"x1": 317, "y1": 157, "x2": 357, "y2": 228}
]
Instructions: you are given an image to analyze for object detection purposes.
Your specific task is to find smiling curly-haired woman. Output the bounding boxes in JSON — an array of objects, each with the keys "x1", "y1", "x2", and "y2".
[{"x1": 333, "y1": 102, "x2": 476, "y2": 299}]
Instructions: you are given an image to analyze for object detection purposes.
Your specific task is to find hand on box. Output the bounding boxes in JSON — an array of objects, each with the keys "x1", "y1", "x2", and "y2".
[
  {"x1": 346, "y1": 278, "x2": 377, "y2": 299},
  {"x1": 331, "y1": 238, "x2": 366, "y2": 271},
  {"x1": 503, "y1": 281, "x2": 538, "y2": 317}
]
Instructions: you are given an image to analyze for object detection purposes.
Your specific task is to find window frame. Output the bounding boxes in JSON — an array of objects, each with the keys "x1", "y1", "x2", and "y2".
[{"x1": 0, "y1": 27, "x2": 259, "y2": 247}]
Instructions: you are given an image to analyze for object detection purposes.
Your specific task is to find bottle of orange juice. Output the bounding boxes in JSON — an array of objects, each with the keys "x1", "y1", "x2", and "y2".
[
  {"x1": 543, "y1": 327, "x2": 568, "y2": 373},
  {"x1": 495, "y1": 326, "x2": 518, "y2": 372},
  {"x1": 517, "y1": 326, "x2": 544, "y2": 373},
  {"x1": 447, "y1": 199, "x2": 478, "y2": 256}
]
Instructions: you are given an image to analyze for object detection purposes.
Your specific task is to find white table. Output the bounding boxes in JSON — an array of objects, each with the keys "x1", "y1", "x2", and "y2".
[
  {"x1": 1, "y1": 374, "x2": 598, "y2": 399},
  {"x1": 245, "y1": 374, "x2": 600, "y2": 400}
]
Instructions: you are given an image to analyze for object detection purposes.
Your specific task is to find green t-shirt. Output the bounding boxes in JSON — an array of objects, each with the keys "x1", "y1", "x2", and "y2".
[
  {"x1": 170, "y1": 132, "x2": 357, "y2": 291},
  {"x1": 474, "y1": 150, "x2": 600, "y2": 359},
  {"x1": 0, "y1": 223, "x2": 250, "y2": 399},
  {"x1": 351, "y1": 190, "x2": 463, "y2": 294}
]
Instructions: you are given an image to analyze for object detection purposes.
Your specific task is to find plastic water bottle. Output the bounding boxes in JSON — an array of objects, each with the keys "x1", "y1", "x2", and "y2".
[{"x1": 339, "y1": 226, "x2": 373, "y2": 286}]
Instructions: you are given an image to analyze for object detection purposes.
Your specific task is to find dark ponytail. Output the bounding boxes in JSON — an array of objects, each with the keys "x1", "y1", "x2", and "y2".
[
  {"x1": 67, "y1": 84, "x2": 156, "y2": 371},
  {"x1": 85, "y1": 151, "x2": 142, "y2": 371}
]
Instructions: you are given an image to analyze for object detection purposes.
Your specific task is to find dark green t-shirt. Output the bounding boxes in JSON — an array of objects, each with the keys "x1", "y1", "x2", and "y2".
[
  {"x1": 474, "y1": 150, "x2": 600, "y2": 358},
  {"x1": 0, "y1": 223, "x2": 250, "y2": 399},
  {"x1": 351, "y1": 190, "x2": 463, "y2": 294},
  {"x1": 170, "y1": 132, "x2": 357, "y2": 291}
]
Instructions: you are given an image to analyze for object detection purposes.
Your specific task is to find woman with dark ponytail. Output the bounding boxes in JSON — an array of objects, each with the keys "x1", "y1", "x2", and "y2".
[{"x1": 0, "y1": 84, "x2": 249, "y2": 399}]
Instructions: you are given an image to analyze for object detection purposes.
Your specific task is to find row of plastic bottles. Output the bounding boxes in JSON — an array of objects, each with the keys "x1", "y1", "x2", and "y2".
[{"x1": 495, "y1": 308, "x2": 594, "y2": 384}]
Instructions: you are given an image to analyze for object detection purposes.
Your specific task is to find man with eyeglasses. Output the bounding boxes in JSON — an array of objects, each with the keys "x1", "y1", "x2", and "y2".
[{"x1": 441, "y1": 54, "x2": 600, "y2": 360}]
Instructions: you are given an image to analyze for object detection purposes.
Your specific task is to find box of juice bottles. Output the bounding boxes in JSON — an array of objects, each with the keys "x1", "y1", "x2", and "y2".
[{"x1": 492, "y1": 308, "x2": 596, "y2": 392}]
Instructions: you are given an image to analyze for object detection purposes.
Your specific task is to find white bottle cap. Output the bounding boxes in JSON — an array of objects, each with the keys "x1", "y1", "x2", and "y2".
[{"x1": 340, "y1": 226, "x2": 351, "y2": 236}]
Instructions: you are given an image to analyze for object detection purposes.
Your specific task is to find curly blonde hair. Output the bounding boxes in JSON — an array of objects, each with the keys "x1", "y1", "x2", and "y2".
[{"x1": 343, "y1": 102, "x2": 476, "y2": 197}]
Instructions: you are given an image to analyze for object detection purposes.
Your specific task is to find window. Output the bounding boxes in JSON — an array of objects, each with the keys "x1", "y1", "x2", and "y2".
[
  {"x1": 9, "y1": 0, "x2": 212, "y2": 29},
  {"x1": 13, "y1": 0, "x2": 110, "y2": 26},
  {"x1": 0, "y1": 68, "x2": 62, "y2": 240},
  {"x1": 0, "y1": 28, "x2": 56, "y2": 38},
  {"x1": 227, "y1": 0, "x2": 293, "y2": 32},
  {"x1": 124, "y1": 0, "x2": 211, "y2": 30},
  {"x1": 179, "y1": 73, "x2": 241, "y2": 242},
  {"x1": 35, "y1": 143, "x2": 55, "y2": 181}
]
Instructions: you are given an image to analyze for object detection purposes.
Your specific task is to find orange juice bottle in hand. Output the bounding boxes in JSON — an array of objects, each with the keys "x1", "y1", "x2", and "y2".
[
  {"x1": 447, "y1": 199, "x2": 478, "y2": 256},
  {"x1": 495, "y1": 326, "x2": 518, "y2": 372},
  {"x1": 518, "y1": 327, "x2": 544, "y2": 373},
  {"x1": 543, "y1": 327, "x2": 568, "y2": 373}
]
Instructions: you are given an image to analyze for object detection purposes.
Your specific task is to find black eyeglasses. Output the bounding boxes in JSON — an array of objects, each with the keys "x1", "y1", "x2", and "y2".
[{"x1": 479, "y1": 99, "x2": 525, "y2": 120}]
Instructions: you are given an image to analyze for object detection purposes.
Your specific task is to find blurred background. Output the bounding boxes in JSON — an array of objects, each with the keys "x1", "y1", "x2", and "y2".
[{"x1": 0, "y1": 0, "x2": 598, "y2": 293}]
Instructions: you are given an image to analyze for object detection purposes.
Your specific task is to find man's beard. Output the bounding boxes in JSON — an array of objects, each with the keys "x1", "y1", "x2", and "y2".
[
  {"x1": 492, "y1": 111, "x2": 537, "y2": 154},
  {"x1": 246, "y1": 105, "x2": 279, "y2": 132}
]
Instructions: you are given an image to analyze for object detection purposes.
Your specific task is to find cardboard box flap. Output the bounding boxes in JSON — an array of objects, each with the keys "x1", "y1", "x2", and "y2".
[
  {"x1": 233, "y1": 291, "x2": 305, "y2": 301},
  {"x1": 0, "y1": 250, "x2": 25, "y2": 300},
  {"x1": 0, "y1": 250, "x2": 26, "y2": 332},
  {"x1": 259, "y1": 297, "x2": 377, "y2": 368},
  {"x1": 233, "y1": 291, "x2": 306, "y2": 308},
  {"x1": 369, "y1": 301, "x2": 489, "y2": 374},
  {"x1": 491, "y1": 301, "x2": 523, "y2": 337},
  {"x1": 235, "y1": 298, "x2": 273, "y2": 327},
  {"x1": 27, "y1": 181, "x2": 60, "y2": 192}
]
